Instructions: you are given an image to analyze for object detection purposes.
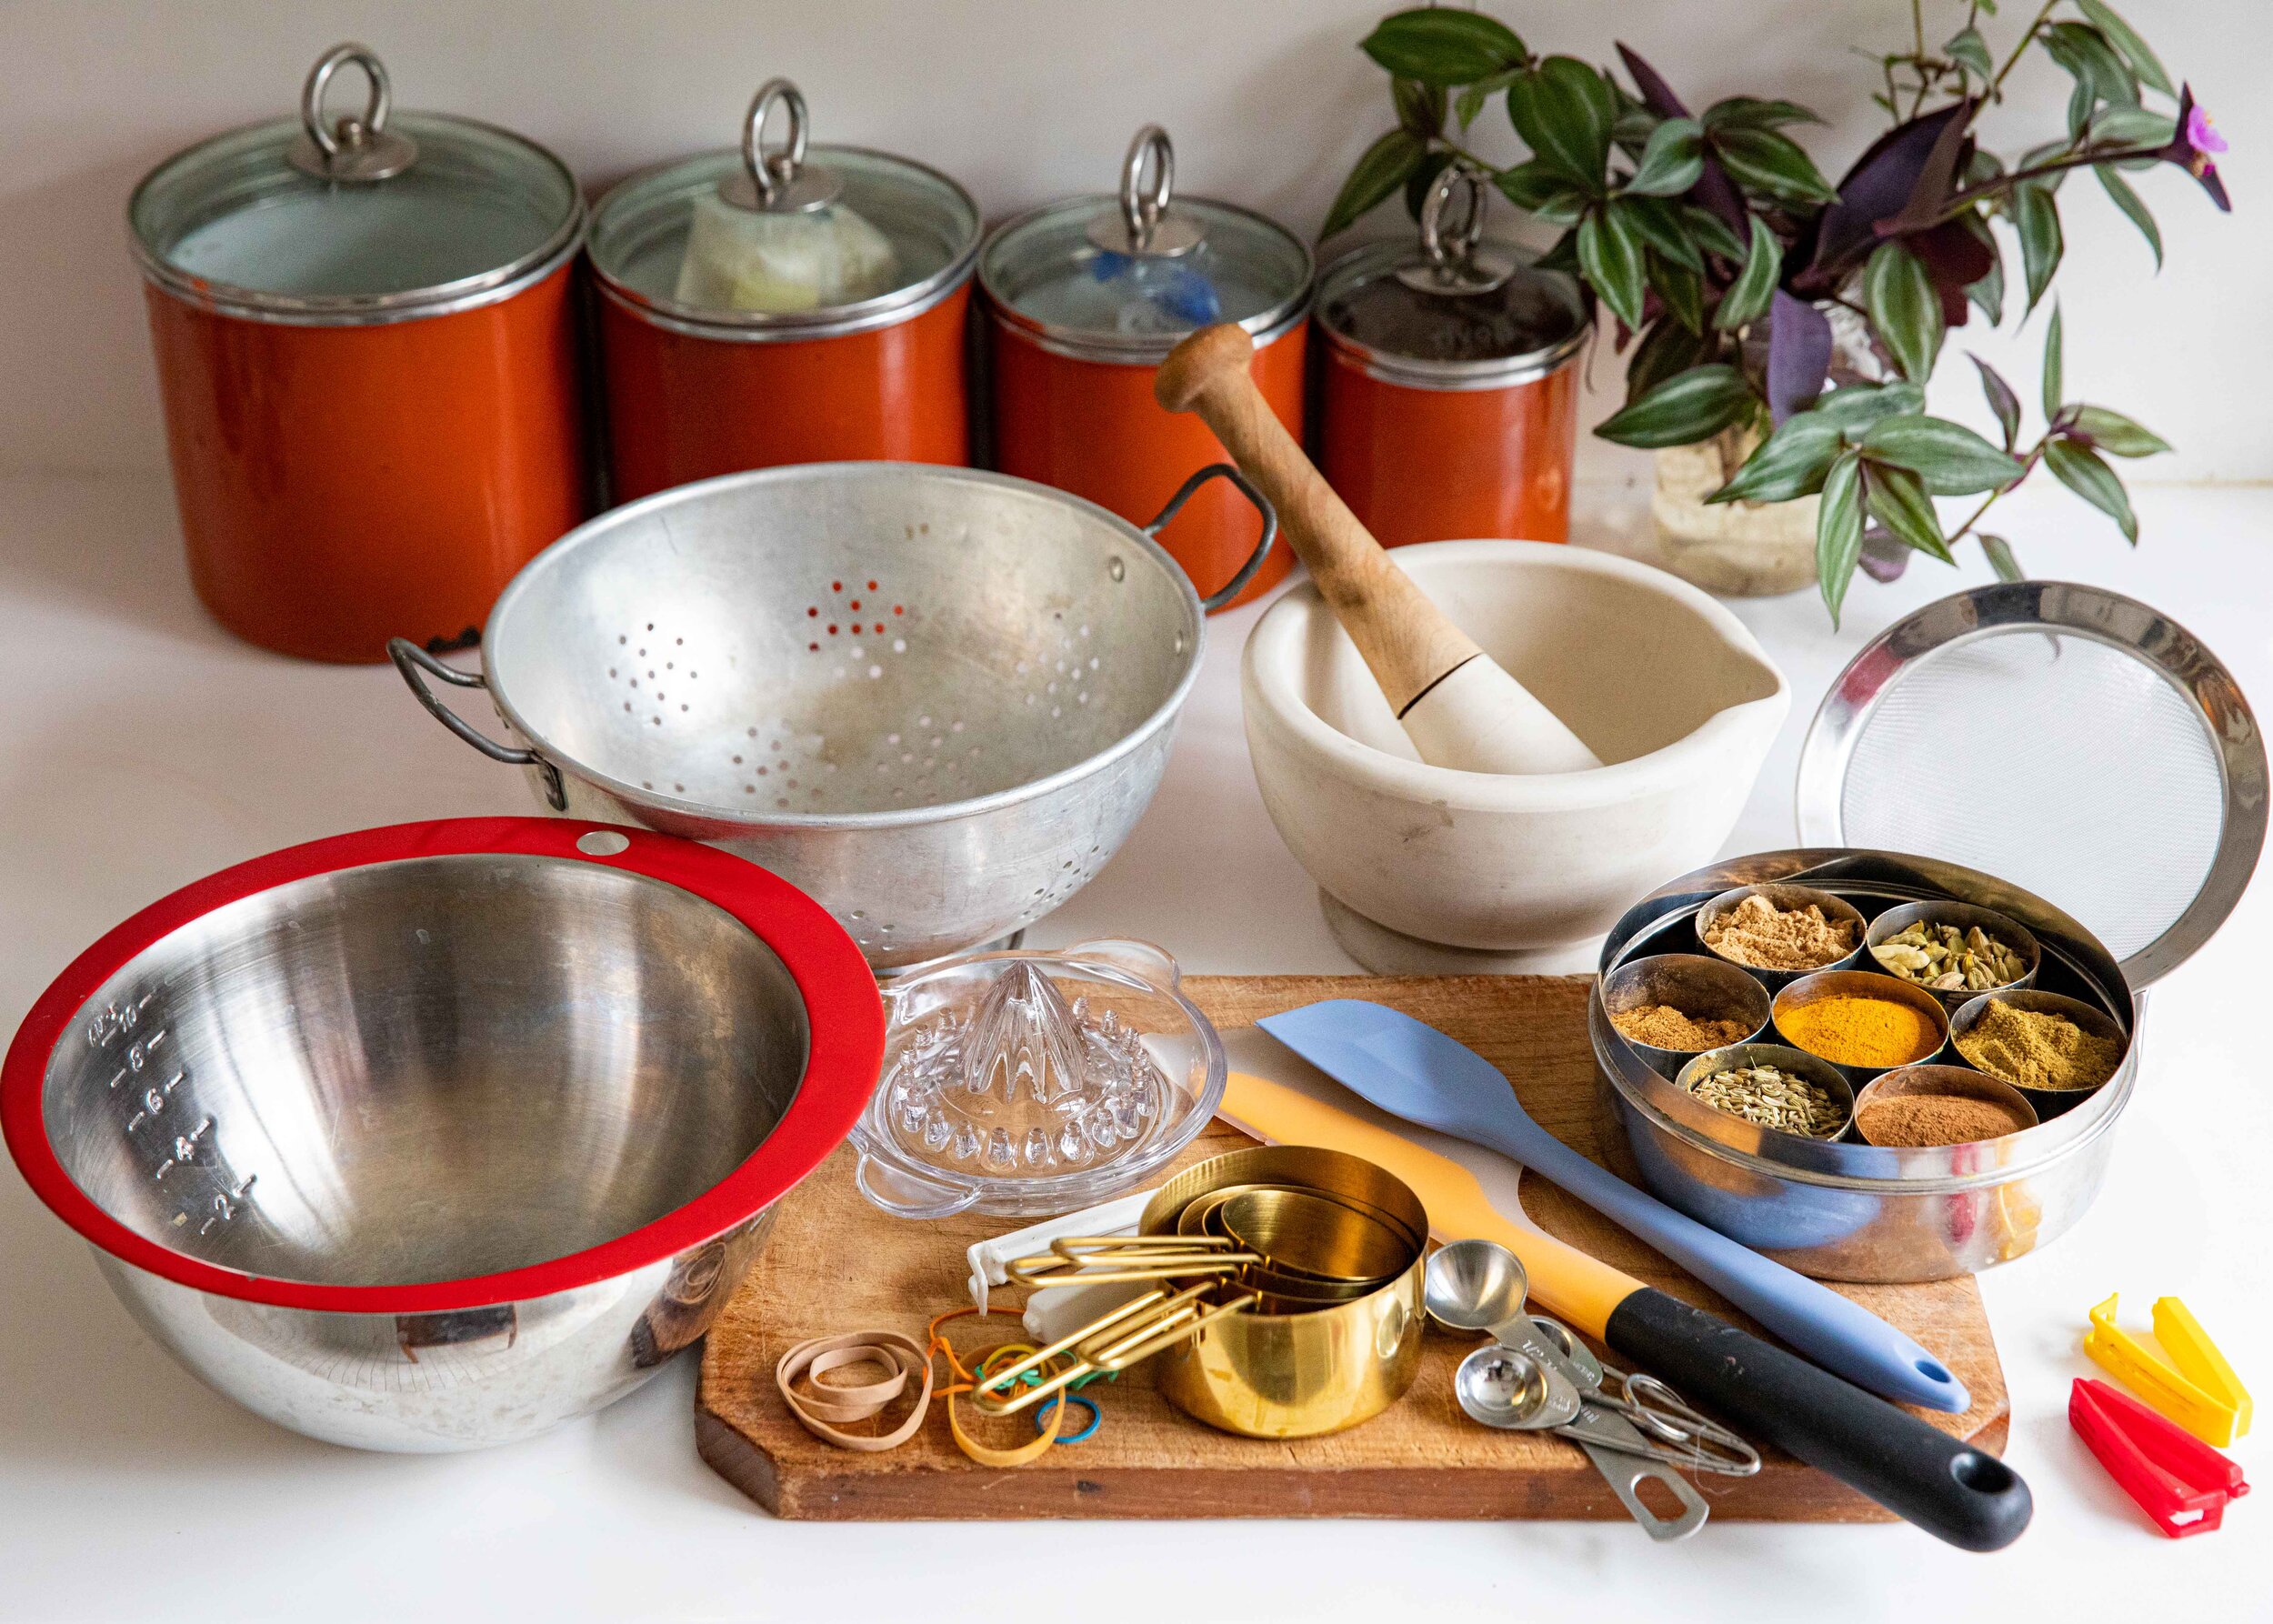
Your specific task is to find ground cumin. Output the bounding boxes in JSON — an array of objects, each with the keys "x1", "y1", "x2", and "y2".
[
  {"x1": 1610, "y1": 1003, "x2": 1753, "y2": 1051},
  {"x1": 1777, "y1": 993, "x2": 1941, "y2": 1069},
  {"x1": 1955, "y1": 999, "x2": 2124, "y2": 1091},
  {"x1": 1705, "y1": 893, "x2": 1857, "y2": 971},
  {"x1": 1858, "y1": 1093, "x2": 2032, "y2": 1148}
]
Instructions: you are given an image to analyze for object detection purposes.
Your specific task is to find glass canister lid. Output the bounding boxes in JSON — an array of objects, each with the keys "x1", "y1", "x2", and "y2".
[
  {"x1": 979, "y1": 125, "x2": 1314, "y2": 363},
  {"x1": 129, "y1": 44, "x2": 583, "y2": 324},
  {"x1": 1317, "y1": 167, "x2": 1588, "y2": 387},
  {"x1": 587, "y1": 78, "x2": 980, "y2": 339},
  {"x1": 1797, "y1": 581, "x2": 2267, "y2": 988}
]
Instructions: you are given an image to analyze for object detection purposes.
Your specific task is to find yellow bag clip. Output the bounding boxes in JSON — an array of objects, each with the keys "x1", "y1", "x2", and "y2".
[
  {"x1": 2155, "y1": 1298, "x2": 2251, "y2": 1441},
  {"x1": 2084, "y1": 1293, "x2": 2248, "y2": 1448}
]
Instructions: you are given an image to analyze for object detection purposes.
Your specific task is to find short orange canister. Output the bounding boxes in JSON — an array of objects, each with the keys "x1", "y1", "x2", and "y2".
[
  {"x1": 1317, "y1": 170, "x2": 1590, "y2": 548},
  {"x1": 589, "y1": 80, "x2": 981, "y2": 501},
  {"x1": 131, "y1": 45, "x2": 588, "y2": 663},
  {"x1": 981, "y1": 126, "x2": 1311, "y2": 611}
]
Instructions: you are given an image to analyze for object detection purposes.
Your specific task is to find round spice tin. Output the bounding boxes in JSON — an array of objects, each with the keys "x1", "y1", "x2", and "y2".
[
  {"x1": 130, "y1": 44, "x2": 588, "y2": 663},
  {"x1": 1316, "y1": 169, "x2": 1589, "y2": 549},
  {"x1": 588, "y1": 79, "x2": 982, "y2": 501},
  {"x1": 980, "y1": 126, "x2": 1312, "y2": 611}
]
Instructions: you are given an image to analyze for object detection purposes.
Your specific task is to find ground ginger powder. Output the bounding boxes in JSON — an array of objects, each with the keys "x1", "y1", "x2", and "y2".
[
  {"x1": 1705, "y1": 893, "x2": 1856, "y2": 971},
  {"x1": 1777, "y1": 993, "x2": 1941, "y2": 1068},
  {"x1": 1955, "y1": 999, "x2": 2124, "y2": 1091},
  {"x1": 1609, "y1": 1003, "x2": 1753, "y2": 1051}
]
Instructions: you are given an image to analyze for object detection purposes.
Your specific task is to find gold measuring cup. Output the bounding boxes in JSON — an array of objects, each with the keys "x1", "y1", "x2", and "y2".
[{"x1": 983, "y1": 1146, "x2": 1427, "y2": 1439}]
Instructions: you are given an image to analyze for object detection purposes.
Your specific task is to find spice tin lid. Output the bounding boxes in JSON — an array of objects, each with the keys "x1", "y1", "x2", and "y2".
[
  {"x1": 588, "y1": 78, "x2": 980, "y2": 342},
  {"x1": 129, "y1": 45, "x2": 584, "y2": 326},
  {"x1": 979, "y1": 125, "x2": 1313, "y2": 365},
  {"x1": 1796, "y1": 581, "x2": 2267, "y2": 987},
  {"x1": 1317, "y1": 170, "x2": 1588, "y2": 391}
]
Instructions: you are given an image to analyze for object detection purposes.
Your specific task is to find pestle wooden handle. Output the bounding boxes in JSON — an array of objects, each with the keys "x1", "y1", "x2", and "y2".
[{"x1": 1155, "y1": 324, "x2": 1480, "y2": 714}]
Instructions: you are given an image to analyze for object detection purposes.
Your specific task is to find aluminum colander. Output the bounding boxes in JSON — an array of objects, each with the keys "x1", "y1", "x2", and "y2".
[{"x1": 394, "y1": 462, "x2": 1274, "y2": 968}]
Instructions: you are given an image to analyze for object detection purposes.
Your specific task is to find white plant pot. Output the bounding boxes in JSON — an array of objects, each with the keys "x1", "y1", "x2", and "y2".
[{"x1": 1242, "y1": 540, "x2": 1789, "y2": 970}]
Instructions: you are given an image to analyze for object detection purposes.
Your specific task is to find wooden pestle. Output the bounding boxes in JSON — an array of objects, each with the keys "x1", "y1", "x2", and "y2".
[{"x1": 1155, "y1": 324, "x2": 1600, "y2": 775}]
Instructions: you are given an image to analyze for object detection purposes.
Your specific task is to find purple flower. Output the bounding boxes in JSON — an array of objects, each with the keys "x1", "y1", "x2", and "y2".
[
  {"x1": 2186, "y1": 105, "x2": 2228, "y2": 159},
  {"x1": 2159, "y1": 85, "x2": 2232, "y2": 211}
]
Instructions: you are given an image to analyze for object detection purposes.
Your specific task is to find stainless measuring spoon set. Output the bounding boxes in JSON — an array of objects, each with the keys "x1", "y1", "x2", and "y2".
[{"x1": 1424, "y1": 1238, "x2": 1759, "y2": 1540}]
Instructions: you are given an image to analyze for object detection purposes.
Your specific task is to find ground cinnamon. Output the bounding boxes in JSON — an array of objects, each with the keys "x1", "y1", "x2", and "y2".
[
  {"x1": 1704, "y1": 893, "x2": 1856, "y2": 971},
  {"x1": 1609, "y1": 1003, "x2": 1753, "y2": 1051},
  {"x1": 1857, "y1": 1092, "x2": 2032, "y2": 1148}
]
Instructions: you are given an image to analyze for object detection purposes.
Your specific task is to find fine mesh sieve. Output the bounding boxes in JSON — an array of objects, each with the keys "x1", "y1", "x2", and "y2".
[{"x1": 1797, "y1": 582, "x2": 2265, "y2": 987}]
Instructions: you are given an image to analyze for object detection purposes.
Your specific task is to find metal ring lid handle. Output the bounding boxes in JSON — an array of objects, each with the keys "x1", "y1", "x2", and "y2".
[
  {"x1": 1143, "y1": 464, "x2": 1279, "y2": 612},
  {"x1": 718, "y1": 77, "x2": 842, "y2": 212},
  {"x1": 1397, "y1": 165, "x2": 1514, "y2": 295},
  {"x1": 387, "y1": 638, "x2": 566, "y2": 811},
  {"x1": 1086, "y1": 125, "x2": 1205, "y2": 256},
  {"x1": 287, "y1": 44, "x2": 418, "y2": 183}
]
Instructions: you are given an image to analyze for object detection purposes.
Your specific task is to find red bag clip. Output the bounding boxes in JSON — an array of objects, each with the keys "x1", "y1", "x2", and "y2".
[{"x1": 2070, "y1": 1377, "x2": 2249, "y2": 1538}]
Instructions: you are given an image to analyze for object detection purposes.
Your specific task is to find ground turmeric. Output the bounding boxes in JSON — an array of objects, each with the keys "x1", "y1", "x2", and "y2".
[{"x1": 1777, "y1": 992, "x2": 1941, "y2": 1069}]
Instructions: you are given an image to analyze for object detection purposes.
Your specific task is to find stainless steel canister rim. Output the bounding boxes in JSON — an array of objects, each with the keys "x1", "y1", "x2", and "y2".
[
  {"x1": 587, "y1": 143, "x2": 983, "y2": 342},
  {"x1": 1315, "y1": 237, "x2": 1590, "y2": 391},
  {"x1": 477, "y1": 463, "x2": 1211, "y2": 832},
  {"x1": 979, "y1": 194, "x2": 1314, "y2": 365},
  {"x1": 129, "y1": 110, "x2": 586, "y2": 326}
]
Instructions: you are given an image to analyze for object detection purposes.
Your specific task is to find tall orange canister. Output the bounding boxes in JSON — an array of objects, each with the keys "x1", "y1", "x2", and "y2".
[
  {"x1": 1317, "y1": 170, "x2": 1590, "y2": 548},
  {"x1": 589, "y1": 80, "x2": 981, "y2": 501},
  {"x1": 131, "y1": 45, "x2": 588, "y2": 663},
  {"x1": 981, "y1": 127, "x2": 1311, "y2": 611}
]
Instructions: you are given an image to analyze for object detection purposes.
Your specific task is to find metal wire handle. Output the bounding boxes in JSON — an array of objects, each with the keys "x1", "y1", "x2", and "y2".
[
  {"x1": 1118, "y1": 125, "x2": 1175, "y2": 251},
  {"x1": 1142, "y1": 464, "x2": 1278, "y2": 612},
  {"x1": 741, "y1": 77, "x2": 809, "y2": 209},
  {"x1": 387, "y1": 638, "x2": 566, "y2": 811}
]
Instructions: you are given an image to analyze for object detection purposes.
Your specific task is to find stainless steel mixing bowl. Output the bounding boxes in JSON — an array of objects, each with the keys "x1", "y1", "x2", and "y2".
[
  {"x1": 393, "y1": 461, "x2": 1275, "y2": 969},
  {"x1": 1591, "y1": 849, "x2": 2135, "y2": 1282},
  {"x1": 2, "y1": 818, "x2": 883, "y2": 1450}
]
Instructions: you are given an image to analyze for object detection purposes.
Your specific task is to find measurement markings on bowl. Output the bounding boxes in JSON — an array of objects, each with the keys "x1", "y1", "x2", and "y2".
[{"x1": 88, "y1": 985, "x2": 258, "y2": 1236}]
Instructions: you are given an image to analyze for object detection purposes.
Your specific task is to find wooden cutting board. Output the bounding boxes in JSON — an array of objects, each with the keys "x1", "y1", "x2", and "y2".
[{"x1": 696, "y1": 975, "x2": 2008, "y2": 1521}]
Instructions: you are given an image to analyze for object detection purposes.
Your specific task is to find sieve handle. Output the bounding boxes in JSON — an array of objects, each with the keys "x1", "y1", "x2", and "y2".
[
  {"x1": 1144, "y1": 463, "x2": 1279, "y2": 613},
  {"x1": 387, "y1": 638, "x2": 566, "y2": 811}
]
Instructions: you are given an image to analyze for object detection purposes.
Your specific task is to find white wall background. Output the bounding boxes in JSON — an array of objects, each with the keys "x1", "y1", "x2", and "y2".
[{"x1": 0, "y1": 0, "x2": 2259, "y2": 486}]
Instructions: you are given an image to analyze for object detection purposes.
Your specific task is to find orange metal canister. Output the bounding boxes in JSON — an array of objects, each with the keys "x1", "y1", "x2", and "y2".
[
  {"x1": 981, "y1": 128, "x2": 1312, "y2": 611},
  {"x1": 588, "y1": 81, "x2": 981, "y2": 501},
  {"x1": 1317, "y1": 172, "x2": 1590, "y2": 548},
  {"x1": 130, "y1": 46, "x2": 587, "y2": 663}
]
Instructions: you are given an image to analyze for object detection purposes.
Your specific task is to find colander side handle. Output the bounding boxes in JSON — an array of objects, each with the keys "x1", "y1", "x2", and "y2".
[
  {"x1": 1145, "y1": 464, "x2": 1278, "y2": 612},
  {"x1": 387, "y1": 637, "x2": 567, "y2": 811}
]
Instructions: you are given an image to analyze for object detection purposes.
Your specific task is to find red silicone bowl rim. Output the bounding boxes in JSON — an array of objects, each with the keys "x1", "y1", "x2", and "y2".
[{"x1": 0, "y1": 817, "x2": 883, "y2": 1314}]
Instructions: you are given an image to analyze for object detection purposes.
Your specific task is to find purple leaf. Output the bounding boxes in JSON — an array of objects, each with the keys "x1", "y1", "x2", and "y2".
[
  {"x1": 1807, "y1": 105, "x2": 1969, "y2": 283},
  {"x1": 1872, "y1": 99, "x2": 1977, "y2": 240},
  {"x1": 1905, "y1": 219, "x2": 1997, "y2": 326},
  {"x1": 1766, "y1": 291, "x2": 1834, "y2": 425},
  {"x1": 1617, "y1": 43, "x2": 1748, "y2": 231},
  {"x1": 1858, "y1": 527, "x2": 1912, "y2": 582}
]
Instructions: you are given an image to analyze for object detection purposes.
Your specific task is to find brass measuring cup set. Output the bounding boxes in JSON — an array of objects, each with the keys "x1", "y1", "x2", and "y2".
[{"x1": 974, "y1": 1145, "x2": 1757, "y2": 1535}]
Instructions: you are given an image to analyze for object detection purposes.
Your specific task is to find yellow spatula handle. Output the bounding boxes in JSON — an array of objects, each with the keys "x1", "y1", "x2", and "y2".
[{"x1": 1219, "y1": 1071, "x2": 1637, "y2": 1338}]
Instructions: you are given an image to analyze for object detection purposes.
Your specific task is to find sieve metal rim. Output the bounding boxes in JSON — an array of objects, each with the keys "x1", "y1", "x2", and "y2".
[
  {"x1": 477, "y1": 462, "x2": 1211, "y2": 833},
  {"x1": 1795, "y1": 581, "x2": 2266, "y2": 989}
]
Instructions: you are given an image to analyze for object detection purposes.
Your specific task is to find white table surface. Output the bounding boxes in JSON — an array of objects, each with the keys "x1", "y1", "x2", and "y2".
[{"x1": 0, "y1": 472, "x2": 2265, "y2": 1621}]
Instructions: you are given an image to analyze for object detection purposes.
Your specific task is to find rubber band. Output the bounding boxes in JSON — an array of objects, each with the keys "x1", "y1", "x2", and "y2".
[
  {"x1": 929, "y1": 1308, "x2": 1069, "y2": 1468},
  {"x1": 775, "y1": 1330, "x2": 933, "y2": 1451},
  {"x1": 1034, "y1": 1392, "x2": 1102, "y2": 1443}
]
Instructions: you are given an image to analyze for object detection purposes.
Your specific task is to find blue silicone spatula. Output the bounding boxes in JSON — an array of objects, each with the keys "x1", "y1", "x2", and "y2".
[{"x1": 1257, "y1": 999, "x2": 1969, "y2": 1413}]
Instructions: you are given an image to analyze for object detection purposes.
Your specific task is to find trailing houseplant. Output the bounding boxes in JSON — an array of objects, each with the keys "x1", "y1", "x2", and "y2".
[{"x1": 1326, "y1": 2, "x2": 2230, "y2": 620}]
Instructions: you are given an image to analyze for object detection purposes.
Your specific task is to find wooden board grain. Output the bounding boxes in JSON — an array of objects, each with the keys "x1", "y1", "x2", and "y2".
[{"x1": 696, "y1": 975, "x2": 2008, "y2": 1521}]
